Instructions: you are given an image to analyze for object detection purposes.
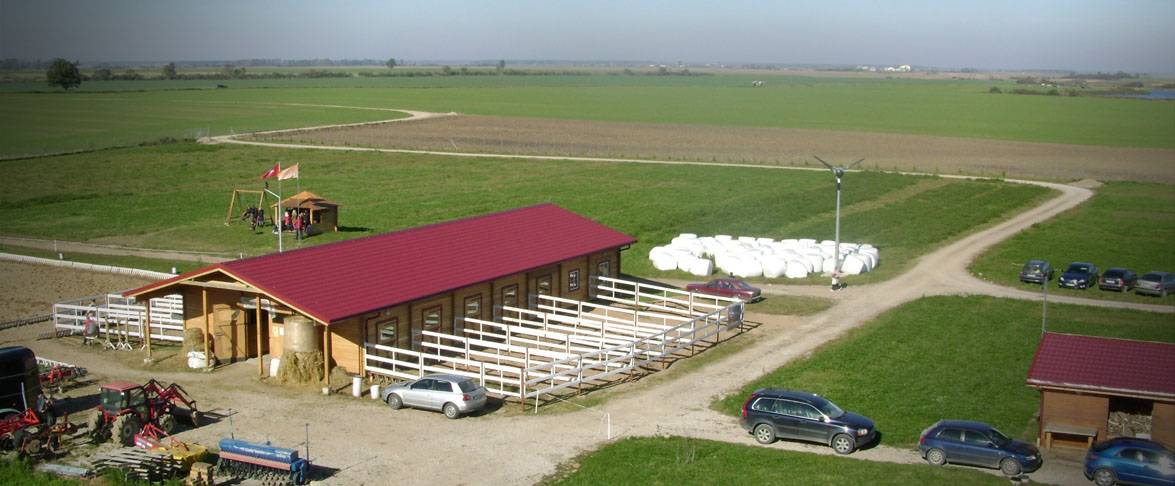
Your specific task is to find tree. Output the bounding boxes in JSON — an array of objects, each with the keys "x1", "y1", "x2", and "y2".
[
  {"x1": 46, "y1": 58, "x2": 82, "y2": 90},
  {"x1": 386, "y1": 58, "x2": 397, "y2": 69},
  {"x1": 93, "y1": 68, "x2": 113, "y2": 81},
  {"x1": 442, "y1": 65, "x2": 452, "y2": 76},
  {"x1": 496, "y1": 59, "x2": 505, "y2": 74},
  {"x1": 161, "y1": 62, "x2": 178, "y2": 80}
]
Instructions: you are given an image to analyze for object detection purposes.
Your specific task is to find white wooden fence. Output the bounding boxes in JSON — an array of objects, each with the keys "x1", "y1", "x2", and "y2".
[
  {"x1": 363, "y1": 278, "x2": 745, "y2": 409},
  {"x1": 52, "y1": 293, "x2": 185, "y2": 342}
]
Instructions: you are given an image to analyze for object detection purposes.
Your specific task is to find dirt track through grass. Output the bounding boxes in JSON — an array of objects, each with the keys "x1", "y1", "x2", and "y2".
[{"x1": 257, "y1": 114, "x2": 1175, "y2": 183}]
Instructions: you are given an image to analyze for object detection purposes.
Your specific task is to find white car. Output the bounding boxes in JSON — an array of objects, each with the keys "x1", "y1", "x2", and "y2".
[{"x1": 380, "y1": 373, "x2": 488, "y2": 419}]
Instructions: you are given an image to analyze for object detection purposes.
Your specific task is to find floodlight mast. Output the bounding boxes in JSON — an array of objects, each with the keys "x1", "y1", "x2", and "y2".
[{"x1": 814, "y1": 156, "x2": 864, "y2": 288}]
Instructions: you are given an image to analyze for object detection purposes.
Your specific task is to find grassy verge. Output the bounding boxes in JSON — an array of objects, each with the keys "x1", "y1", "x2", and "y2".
[
  {"x1": 713, "y1": 296, "x2": 1175, "y2": 447},
  {"x1": 0, "y1": 244, "x2": 201, "y2": 274},
  {"x1": 0, "y1": 144, "x2": 1045, "y2": 286},
  {"x1": 971, "y1": 181, "x2": 1175, "y2": 305},
  {"x1": 541, "y1": 436, "x2": 1006, "y2": 485},
  {"x1": 746, "y1": 295, "x2": 834, "y2": 316},
  {"x1": 0, "y1": 459, "x2": 176, "y2": 485}
]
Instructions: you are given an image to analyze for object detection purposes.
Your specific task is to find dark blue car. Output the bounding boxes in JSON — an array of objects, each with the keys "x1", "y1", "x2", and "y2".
[
  {"x1": 918, "y1": 420, "x2": 1042, "y2": 477},
  {"x1": 1060, "y1": 262, "x2": 1100, "y2": 289},
  {"x1": 1084, "y1": 437, "x2": 1175, "y2": 486},
  {"x1": 739, "y1": 388, "x2": 876, "y2": 455}
]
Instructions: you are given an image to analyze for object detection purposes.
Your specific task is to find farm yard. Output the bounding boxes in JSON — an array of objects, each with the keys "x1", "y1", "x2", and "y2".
[{"x1": 1, "y1": 65, "x2": 1173, "y2": 486}]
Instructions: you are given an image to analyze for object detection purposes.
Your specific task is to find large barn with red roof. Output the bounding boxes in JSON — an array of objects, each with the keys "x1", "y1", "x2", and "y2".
[
  {"x1": 125, "y1": 204, "x2": 635, "y2": 380},
  {"x1": 1026, "y1": 332, "x2": 1175, "y2": 449}
]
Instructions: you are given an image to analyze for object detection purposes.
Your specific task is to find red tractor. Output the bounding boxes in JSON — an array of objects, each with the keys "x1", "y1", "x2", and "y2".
[{"x1": 88, "y1": 379, "x2": 201, "y2": 446}]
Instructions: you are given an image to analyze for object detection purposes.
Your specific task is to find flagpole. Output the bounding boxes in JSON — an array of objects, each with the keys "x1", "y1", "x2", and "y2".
[{"x1": 277, "y1": 175, "x2": 283, "y2": 252}]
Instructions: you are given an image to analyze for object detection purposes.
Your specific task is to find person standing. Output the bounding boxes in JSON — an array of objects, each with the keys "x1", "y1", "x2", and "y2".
[{"x1": 293, "y1": 211, "x2": 303, "y2": 240}]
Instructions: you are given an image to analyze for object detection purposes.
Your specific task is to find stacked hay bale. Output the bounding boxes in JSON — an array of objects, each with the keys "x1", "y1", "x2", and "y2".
[{"x1": 648, "y1": 234, "x2": 880, "y2": 279}]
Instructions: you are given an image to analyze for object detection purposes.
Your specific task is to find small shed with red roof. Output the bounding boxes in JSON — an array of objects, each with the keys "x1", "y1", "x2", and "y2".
[
  {"x1": 124, "y1": 204, "x2": 634, "y2": 383},
  {"x1": 1026, "y1": 332, "x2": 1175, "y2": 448}
]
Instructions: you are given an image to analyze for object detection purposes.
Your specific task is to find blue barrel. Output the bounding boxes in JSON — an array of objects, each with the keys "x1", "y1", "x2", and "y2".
[{"x1": 219, "y1": 438, "x2": 300, "y2": 465}]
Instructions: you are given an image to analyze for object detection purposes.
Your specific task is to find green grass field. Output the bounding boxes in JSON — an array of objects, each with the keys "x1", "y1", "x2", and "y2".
[
  {"x1": 971, "y1": 182, "x2": 1175, "y2": 304},
  {"x1": 0, "y1": 144, "x2": 1046, "y2": 284},
  {"x1": 543, "y1": 436, "x2": 1006, "y2": 485},
  {"x1": 713, "y1": 296, "x2": 1175, "y2": 447},
  {"x1": 3, "y1": 73, "x2": 1173, "y2": 158},
  {"x1": 0, "y1": 244, "x2": 201, "y2": 274}
]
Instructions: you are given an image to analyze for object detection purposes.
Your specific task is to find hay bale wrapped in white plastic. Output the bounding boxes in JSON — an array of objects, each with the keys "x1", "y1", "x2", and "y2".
[
  {"x1": 798, "y1": 238, "x2": 817, "y2": 247},
  {"x1": 804, "y1": 254, "x2": 824, "y2": 272},
  {"x1": 756, "y1": 237, "x2": 775, "y2": 246},
  {"x1": 677, "y1": 255, "x2": 699, "y2": 272},
  {"x1": 715, "y1": 234, "x2": 732, "y2": 242},
  {"x1": 841, "y1": 255, "x2": 867, "y2": 275},
  {"x1": 649, "y1": 246, "x2": 670, "y2": 260},
  {"x1": 781, "y1": 239, "x2": 799, "y2": 248},
  {"x1": 737, "y1": 259, "x2": 763, "y2": 278},
  {"x1": 859, "y1": 252, "x2": 877, "y2": 270},
  {"x1": 678, "y1": 233, "x2": 698, "y2": 240},
  {"x1": 822, "y1": 257, "x2": 838, "y2": 273},
  {"x1": 762, "y1": 258, "x2": 787, "y2": 278},
  {"x1": 653, "y1": 254, "x2": 678, "y2": 271},
  {"x1": 785, "y1": 261, "x2": 810, "y2": 278},
  {"x1": 688, "y1": 258, "x2": 713, "y2": 276}
]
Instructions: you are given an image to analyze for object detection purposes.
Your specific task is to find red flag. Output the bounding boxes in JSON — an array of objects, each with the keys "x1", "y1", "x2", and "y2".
[{"x1": 259, "y1": 163, "x2": 280, "y2": 180}]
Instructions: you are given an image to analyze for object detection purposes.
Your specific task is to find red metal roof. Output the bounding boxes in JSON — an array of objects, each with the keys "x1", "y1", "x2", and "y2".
[
  {"x1": 127, "y1": 204, "x2": 635, "y2": 323},
  {"x1": 1026, "y1": 332, "x2": 1175, "y2": 399}
]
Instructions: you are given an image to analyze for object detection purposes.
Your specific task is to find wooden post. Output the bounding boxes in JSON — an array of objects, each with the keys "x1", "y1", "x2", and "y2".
[
  {"x1": 202, "y1": 288, "x2": 210, "y2": 368},
  {"x1": 255, "y1": 296, "x2": 264, "y2": 378},
  {"x1": 143, "y1": 304, "x2": 153, "y2": 362},
  {"x1": 322, "y1": 324, "x2": 330, "y2": 385}
]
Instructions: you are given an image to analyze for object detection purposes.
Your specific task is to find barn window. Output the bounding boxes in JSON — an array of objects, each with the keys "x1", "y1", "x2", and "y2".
[
  {"x1": 378, "y1": 317, "x2": 399, "y2": 345},
  {"x1": 537, "y1": 275, "x2": 552, "y2": 296},
  {"x1": 502, "y1": 285, "x2": 518, "y2": 308},
  {"x1": 464, "y1": 295, "x2": 482, "y2": 321},
  {"x1": 423, "y1": 306, "x2": 442, "y2": 331},
  {"x1": 568, "y1": 269, "x2": 580, "y2": 292}
]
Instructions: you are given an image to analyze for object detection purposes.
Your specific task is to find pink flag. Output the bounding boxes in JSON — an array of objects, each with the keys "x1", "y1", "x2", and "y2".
[{"x1": 278, "y1": 163, "x2": 300, "y2": 181}]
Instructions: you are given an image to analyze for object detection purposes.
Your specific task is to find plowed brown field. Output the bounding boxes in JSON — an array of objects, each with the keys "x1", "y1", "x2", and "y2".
[{"x1": 257, "y1": 114, "x2": 1175, "y2": 183}]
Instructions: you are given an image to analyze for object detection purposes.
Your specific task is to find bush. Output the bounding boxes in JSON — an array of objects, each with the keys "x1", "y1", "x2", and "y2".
[{"x1": 989, "y1": 86, "x2": 1002, "y2": 94}]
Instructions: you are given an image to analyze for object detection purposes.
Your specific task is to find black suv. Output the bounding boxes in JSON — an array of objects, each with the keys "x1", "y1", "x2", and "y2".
[{"x1": 739, "y1": 388, "x2": 876, "y2": 455}]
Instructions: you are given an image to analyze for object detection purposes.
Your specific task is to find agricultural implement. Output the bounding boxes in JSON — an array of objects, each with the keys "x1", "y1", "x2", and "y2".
[
  {"x1": 36, "y1": 357, "x2": 87, "y2": 394},
  {"x1": 89, "y1": 379, "x2": 201, "y2": 446},
  {"x1": 0, "y1": 405, "x2": 78, "y2": 458},
  {"x1": 216, "y1": 438, "x2": 309, "y2": 485}
]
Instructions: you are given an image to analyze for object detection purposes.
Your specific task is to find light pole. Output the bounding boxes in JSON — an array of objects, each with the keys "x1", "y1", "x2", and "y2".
[
  {"x1": 1041, "y1": 278, "x2": 1049, "y2": 334},
  {"x1": 815, "y1": 156, "x2": 864, "y2": 290}
]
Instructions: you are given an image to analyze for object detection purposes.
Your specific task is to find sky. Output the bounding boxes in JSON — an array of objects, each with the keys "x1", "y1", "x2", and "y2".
[{"x1": 2, "y1": 0, "x2": 1174, "y2": 73}]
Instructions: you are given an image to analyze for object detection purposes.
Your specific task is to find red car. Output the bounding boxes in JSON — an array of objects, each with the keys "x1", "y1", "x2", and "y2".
[{"x1": 686, "y1": 278, "x2": 762, "y2": 301}]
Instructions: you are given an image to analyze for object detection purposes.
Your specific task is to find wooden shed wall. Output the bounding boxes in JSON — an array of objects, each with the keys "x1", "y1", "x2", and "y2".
[
  {"x1": 1153, "y1": 401, "x2": 1175, "y2": 448},
  {"x1": 1040, "y1": 390, "x2": 1109, "y2": 444},
  {"x1": 329, "y1": 316, "x2": 363, "y2": 374}
]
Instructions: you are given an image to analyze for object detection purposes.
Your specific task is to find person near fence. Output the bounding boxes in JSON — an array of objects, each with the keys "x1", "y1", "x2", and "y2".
[
  {"x1": 300, "y1": 210, "x2": 311, "y2": 236},
  {"x1": 283, "y1": 208, "x2": 292, "y2": 231},
  {"x1": 83, "y1": 302, "x2": 99, "y2": 345},
  {"x1": 293, "y1": 211, "x2": 303, "y2": 240}
]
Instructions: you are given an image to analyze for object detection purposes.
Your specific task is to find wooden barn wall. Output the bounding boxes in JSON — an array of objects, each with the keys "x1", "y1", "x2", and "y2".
[{"x1": 329, "y1": 316, "x2": 363, "y2": 374}]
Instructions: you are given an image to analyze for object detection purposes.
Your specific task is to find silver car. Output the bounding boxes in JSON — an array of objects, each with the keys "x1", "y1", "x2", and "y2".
[{"x1": 380, "y1": 374, "x2": 488, "y2": 419}]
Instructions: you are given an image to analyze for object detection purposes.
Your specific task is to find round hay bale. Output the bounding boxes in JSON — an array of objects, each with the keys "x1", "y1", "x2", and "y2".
[
  {"x1": 785, "y1": 261, "x2": 809, "y2": 279},
  {"x1": 653, "y1": 254, "x2": 678, "y2": 271},
  {"x1": 276, "y1": 351, "x2": 325, "y2": 384},
  {"x1": 183, "y1": 327, "x2": 205, "y2": 353},
  {"x1": 688, "y1": 259, "x2": 713, "y2": 276},
  {"x1": 714, "y1": 234, "x2": 732, "y2": 241},
  {"x1": 842, "y1": 255, "x2": 867, "y2": 275},
  {"x1": 762, "y1": 258, "x2": 787, "y2": 278},
  {"x1": 822, "y1": 257, "x2": 838, "y2": 273},
  {"x1": 285, "y1": 316, "x2": 319, "y2": 354}
]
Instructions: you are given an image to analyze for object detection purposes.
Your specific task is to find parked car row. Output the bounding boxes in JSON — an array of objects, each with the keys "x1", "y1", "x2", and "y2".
[
  {"x1": 1020, "y1": 260, "x2": 1174, "y2": 297},
  {"x1": 739, "y1": 388, "x2": 1175, "y2": 485}
]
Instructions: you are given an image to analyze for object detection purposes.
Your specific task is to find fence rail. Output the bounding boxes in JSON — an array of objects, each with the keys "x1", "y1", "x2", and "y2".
[
  {"x1": 52, "y1": 293, "x2": 185, "y2": 342},
  {"x1": 362, "y1": 278, "x2": 745, "y2": 409}
]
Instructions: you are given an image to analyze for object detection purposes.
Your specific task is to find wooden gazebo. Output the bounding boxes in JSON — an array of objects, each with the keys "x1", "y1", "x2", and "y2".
[{"x1": 272, "y1": 191, "x2": 339, "y2": 234}]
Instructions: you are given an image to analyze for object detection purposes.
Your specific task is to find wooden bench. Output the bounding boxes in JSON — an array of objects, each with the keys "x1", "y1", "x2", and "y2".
[{"x1": 1043, "y1": 422, "x2": 1098, "y2": 449}]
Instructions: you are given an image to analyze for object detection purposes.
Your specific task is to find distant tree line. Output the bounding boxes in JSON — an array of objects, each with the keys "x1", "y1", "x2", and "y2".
[{"x1": 1067, "y1": 71, "x2": 1139, "y2": 80}]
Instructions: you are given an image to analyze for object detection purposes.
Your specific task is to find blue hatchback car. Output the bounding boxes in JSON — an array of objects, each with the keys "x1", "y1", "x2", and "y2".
[
  {"x1": 1084, "y1": 437, "x2": 1175, "y2": 486},
  {"x1": 918, "y1": 420, "x2": 1042, "y2": 477}
]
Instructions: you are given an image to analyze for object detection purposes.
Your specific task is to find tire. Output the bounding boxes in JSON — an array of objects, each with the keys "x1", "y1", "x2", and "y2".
[
  {"x1": 925, "y1": 448, "x2": 946, "y2": 466},
  {"x1": 999, "y1": 457, "x2": 1022, "y2": 477},
  {"x1": 442, "y1": 403, "x2": 460, "y2": 419},
  {"x1": 11, "y1": 430, "x2": 26, "y2": 455},
  {"x1": 831, "y1": 434, "x2": 856, "y2": 455},
  {"x1": 112, "y1": 414, "x2": 141, "y2": 446},
  {"x1": 386, "y1": 394, "x2": 403, "y2": 410},
  {"x1": 1092, "y1": 467, "x2": 1117, "y2": 486},
  {"x1": 158, "y1": 413, "x2": 177, "y2": 435},
  {"x1": 753, "y1": 424, "x2": 776, "y2": 444},
  {"x1": 87, "y1": 413, "x2": 109, "y2": 444}
]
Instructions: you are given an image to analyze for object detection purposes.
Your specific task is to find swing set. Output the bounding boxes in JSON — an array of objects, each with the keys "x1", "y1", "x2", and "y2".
[{"x1": 223, "y1": 189, "x2": 276, "y2": 226}]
